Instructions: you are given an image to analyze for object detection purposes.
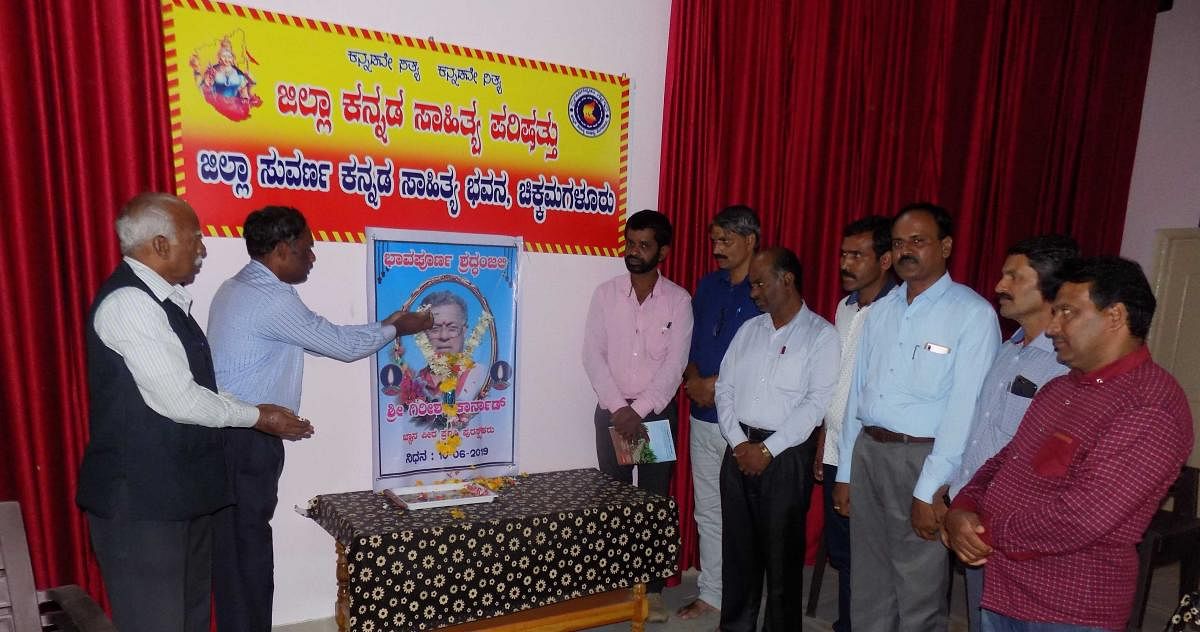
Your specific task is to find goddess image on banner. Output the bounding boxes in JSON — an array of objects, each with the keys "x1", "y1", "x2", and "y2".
[{"x1": 368, "y1": 228, "x2": 519, "y2": 489}]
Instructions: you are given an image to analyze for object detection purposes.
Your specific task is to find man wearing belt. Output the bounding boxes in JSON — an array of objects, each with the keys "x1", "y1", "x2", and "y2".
[
  {"x1": 678, "y1": 205, "x2": 761, "y2": 621},
  {"x1": 716, "y1": 247, "x2": 839, "y2": 632},
  {"x1": 582, "y1": 209, "x2": 693, "y2": 622},
  {"x1": 833, "y1": 203, "x2": 1000, "y2": 632},
  {"x1": 813, "y1": 214, "x2": 896, "y2": 632},
  {"x1": 945, "y1": 234, "x2": 1078, "y2": 631}
]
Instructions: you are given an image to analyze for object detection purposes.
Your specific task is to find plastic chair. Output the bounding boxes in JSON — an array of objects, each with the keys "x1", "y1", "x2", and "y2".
[{"x1": 1128, "y1": 466, "x2": 1200, "y2": 631}]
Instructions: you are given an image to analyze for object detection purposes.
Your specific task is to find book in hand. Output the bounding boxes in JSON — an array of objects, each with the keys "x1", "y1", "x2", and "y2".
[
  {"x1": 383, "y1": 482, "x2": 497, "y2": 510},
  {"x1": 609, "y1": 419, "x2": 677, "y2": 465}
]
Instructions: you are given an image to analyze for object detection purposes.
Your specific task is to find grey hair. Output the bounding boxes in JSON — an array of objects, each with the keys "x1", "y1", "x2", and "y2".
[
  {"x1": 115, "y1": 193, "x2": 181, "y2": 255},
  {"x1": 712, "y1": 205, "x2": 761, "y2": 242},
  {"x1": 420, "y1": 290, "x2": 468, "y2": 321}
]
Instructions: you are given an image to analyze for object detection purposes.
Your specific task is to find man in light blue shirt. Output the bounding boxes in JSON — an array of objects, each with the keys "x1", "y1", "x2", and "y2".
[
  {"x1": 833, "y1": 203, "x2": 1000, "y2": 632},
  {"x1": 947, "y1": 234, "x2": 1078, "y2": 631},
  {"x1": 207, "y1": 206, "x2": 429, "y2": 632}
]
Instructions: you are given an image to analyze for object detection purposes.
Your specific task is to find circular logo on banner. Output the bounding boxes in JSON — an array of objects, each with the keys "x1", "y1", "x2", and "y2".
[{"x1": 568, "y1": 87, "x2": 611, "y2": 138}]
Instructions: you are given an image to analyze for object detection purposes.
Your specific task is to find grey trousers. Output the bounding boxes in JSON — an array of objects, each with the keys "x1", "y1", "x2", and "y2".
[
  {"x1": 848, "y1": 430, "x2": 949, "y2": 632},
  {"x1": 87, "y1": 484, "x2": 215, "y2": 632}
]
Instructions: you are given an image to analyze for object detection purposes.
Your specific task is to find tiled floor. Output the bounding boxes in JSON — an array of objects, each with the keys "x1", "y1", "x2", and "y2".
[{"x1": 276, "y1": 563, "x2": 1189, "y2": 631}]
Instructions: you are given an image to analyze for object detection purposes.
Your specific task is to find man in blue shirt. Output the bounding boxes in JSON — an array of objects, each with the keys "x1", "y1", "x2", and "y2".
[
  {"x1": 207, "y1": 206, "x2": 430, "y2": 632},
  {"x1": 833, "y1": 203, "x2": 1000, "y2": 632},
  {"x1": 946, "y1": 234, "x2": 1077, "y2": 631},
  {"x1": 678, "y1": 205, "x2": 761, "y2": 621}
]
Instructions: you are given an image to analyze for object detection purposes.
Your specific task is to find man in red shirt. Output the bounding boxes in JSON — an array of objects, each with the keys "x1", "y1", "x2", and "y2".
[{"x1": 944, "y1": 256, "x2": 1193, "y2": 632}]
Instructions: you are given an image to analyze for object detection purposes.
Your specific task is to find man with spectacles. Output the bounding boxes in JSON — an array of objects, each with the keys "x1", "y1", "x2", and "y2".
[
  {"x1": 411, "y1": 291, "x2": 488, "y2": 405},
  {"x1": 715, "y1": 247, "x2": 839, "y2": 631},
  {"x1": 206, "y1": 206, "x2": 431, "y2": 632},
  {"x1": 582, "y1": 209, "x2": 693, "y2": 622},
  {"x1": 675, "y1": 205, "x2": 761, "y2": 621},
  {"x1": 833, "y1": 203, "x2": 1000, "y2": 632}
]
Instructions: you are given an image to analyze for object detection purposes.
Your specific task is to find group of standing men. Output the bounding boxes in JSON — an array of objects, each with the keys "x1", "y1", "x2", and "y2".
[
  {"x1": 583, "y1": 203, "x2": 1193, "y2": 632},
  {"x1": 75, "y1": 191, "x2": 1192, "y2": 632}
]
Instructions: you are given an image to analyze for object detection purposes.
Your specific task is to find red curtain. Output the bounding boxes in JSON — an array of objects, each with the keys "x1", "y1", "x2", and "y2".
[
  {"x1": 661, "y1": 0, "x2": 1159, "y2": 573},
  {"x1": 0, "y1": 0, "x2": 172, "y2": 598}
]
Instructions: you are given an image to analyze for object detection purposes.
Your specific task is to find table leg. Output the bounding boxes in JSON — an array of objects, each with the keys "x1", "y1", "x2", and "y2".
[
  {"x1": 631, "y1": 582, "x2": 647, "y2": 632},
  {"x1": 336, "y1": 541, "x2": 350, "y2": 632}
]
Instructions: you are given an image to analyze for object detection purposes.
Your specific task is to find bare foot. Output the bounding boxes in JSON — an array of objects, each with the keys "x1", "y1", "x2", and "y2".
[{"x1": 676, "y1": 599, "x2": 718, "y2": 620}]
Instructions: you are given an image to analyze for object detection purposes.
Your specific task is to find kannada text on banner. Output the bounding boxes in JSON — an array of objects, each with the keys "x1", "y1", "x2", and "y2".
[
  {"x1": 368, "y1": 229, "x2": 519, "y2": 489},
  {"x1": 163, "y1": 0, "x2": 629, "y2": 255}
]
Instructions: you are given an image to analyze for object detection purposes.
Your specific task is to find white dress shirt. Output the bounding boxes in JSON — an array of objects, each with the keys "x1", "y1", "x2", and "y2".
[
  {"x1": 715, "y1": 304, "x2": 840, "y2": 457},
  {"x1": 92, "y1": 257, "x2": 259, "y2": 428}
]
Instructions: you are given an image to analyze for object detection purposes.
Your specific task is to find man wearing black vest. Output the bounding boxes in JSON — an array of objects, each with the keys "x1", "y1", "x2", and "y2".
[{"x1": 77, "y1": 193, "x2": 314, "y2": 632}]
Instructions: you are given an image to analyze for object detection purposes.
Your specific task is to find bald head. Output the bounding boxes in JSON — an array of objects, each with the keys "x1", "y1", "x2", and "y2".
[{"x1": 116, "y1": 193, "x2": 207, "y2": 285}]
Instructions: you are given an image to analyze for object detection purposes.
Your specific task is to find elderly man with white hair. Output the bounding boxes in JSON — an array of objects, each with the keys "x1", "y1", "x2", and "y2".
[{"x1": 76, "y1": 192, "x2": 314, "y2": 632}]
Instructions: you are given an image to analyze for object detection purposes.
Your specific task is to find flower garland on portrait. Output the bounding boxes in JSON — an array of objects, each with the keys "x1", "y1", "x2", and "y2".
[{"x1": 393, "y1": 307, "x2": 493, "y2": 432}]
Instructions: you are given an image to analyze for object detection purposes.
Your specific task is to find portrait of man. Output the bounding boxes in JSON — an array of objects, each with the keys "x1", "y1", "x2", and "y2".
[{"x1": 395, "y1": 287, "x2": 491, "y2": 427}]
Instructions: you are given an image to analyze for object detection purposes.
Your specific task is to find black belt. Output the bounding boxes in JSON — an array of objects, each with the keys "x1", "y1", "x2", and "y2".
[
  {"x1": 739, "y1": 423, "x2": 775, "y2": 442},
  {"x1": 863, "y1": 426, "x2": 934, "y2": 444}
]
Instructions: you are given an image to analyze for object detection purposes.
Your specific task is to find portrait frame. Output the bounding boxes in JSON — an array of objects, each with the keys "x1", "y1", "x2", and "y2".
[{"x1": 366, "y1": 228, "x2": 520, "y2": 490}]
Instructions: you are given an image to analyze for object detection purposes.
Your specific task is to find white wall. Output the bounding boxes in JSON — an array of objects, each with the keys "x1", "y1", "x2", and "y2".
[
  {"x1": 185, "y1": 0, "x2": 672, "y2": 625},
  {"x1": 1121, "y1": 1, "x2": 1200, "y2": 271}
]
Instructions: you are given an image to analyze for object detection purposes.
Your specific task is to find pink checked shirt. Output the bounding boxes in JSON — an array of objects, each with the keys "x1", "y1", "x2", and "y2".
[
  {"x1": 952, "y1": 346, "x2": 1193, "y2": 630},
  {"x1": 582, "y1": 273, "x2": 693, "y2": 418}
]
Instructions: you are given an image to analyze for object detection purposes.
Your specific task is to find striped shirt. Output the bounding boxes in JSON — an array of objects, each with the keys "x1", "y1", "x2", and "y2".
[
  {"x1": 949, "y1": 329, "x2": 1068, "y2": 496},
  {"x1": 92, "y1": 257, "x2": 258, "y2": 428},
  {"x1": 207, "y1": 260, "x2": 396, "y2": 411},
  {"x1": 952, "y1": 346, "x2": 1193, "y2": 630}
]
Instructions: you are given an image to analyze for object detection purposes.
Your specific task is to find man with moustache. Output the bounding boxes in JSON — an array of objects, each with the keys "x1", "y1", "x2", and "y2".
[
  {"x1": 207, "y1": 206, "x2": 430, "y2": 632},
  {"x1": 677, "y1": 205, "x2": 761, "y2": 621},
  {"x1": 78, "y1": 193, "x2": 313, "y2": 632},
  {"x1": 813, "y1": 215, "x2": 896, "y2": 632},
  {"x1": 582, "y1": 209, "x2": 693, "y2": 622},
  {"x1": 716, "y1": 247, "x2": 839, "y2": 631},
  {"x1": 833, "y1": 203, "x2": 1000, "y2": 632},
  {"x1": 946, "y1": 235, "x2": 1078, "y2": 631},
  {"x1": 945, "y1": 257, "x2": 1192, "y2": 631}
]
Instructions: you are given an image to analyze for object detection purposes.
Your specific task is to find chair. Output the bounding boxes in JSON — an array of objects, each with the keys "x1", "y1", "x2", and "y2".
[
  {"x1": 1128, "y1": 466, "x2": 1200, "y2": 631},
  {"x1": 0, "y1": 501, "x2": 115, "y2": 632}
]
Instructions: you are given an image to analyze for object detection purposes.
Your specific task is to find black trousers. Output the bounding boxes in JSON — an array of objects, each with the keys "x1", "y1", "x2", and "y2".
[
  {"x1": 213, "y1": 428, "x2": 285, "y2": 632},
  {"x1": 87, "y1": 484, "x2": 215, "y2": 632},
  {"x1": 593, "y1": 399, "x2": 678, "y2": 593},
  {"x1": 719, "y1": 428, "x2": 817, "y2": 632}
]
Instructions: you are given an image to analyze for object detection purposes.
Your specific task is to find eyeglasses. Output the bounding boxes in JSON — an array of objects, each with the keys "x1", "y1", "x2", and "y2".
[{"x1": 430, "y1": 322, "x2": 465, "y2": 336}]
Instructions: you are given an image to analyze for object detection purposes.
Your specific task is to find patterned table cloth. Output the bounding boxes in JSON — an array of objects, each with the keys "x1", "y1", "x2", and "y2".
[{"x1": 307, "y1": 468, "x2": 680, "y2": 631}]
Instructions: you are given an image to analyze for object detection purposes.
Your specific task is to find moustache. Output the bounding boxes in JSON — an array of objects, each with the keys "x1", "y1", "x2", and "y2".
[
  {"x1": 840, "y1": 271, "x2": 855, "y2": 280},
  {"x1": 714, "y1": 254, "x2": 727, "y2": 261},
  {"x1": 898, "y1": 255, "x2": 918, "y2": 265},
  {"x1": 997, "y1": 292, "x2": 1013, "y2": 302}
]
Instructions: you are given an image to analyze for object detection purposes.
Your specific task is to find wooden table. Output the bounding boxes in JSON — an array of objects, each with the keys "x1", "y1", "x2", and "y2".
[{"x1": 308, "y1": 469, "x2": 678, "y2": 631}]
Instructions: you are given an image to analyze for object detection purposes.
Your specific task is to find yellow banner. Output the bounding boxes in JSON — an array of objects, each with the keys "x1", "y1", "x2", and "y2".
[{"x1": 163, "y1": 0, "x2": 629, "y2": 255}]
